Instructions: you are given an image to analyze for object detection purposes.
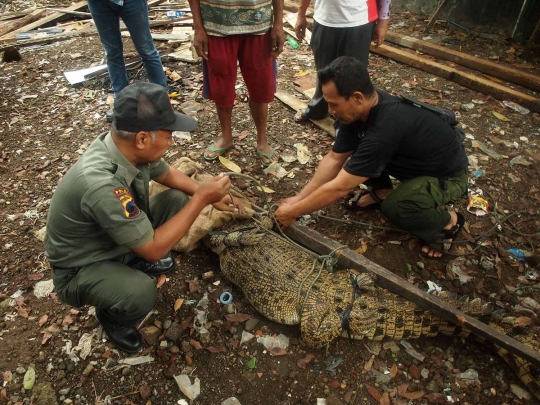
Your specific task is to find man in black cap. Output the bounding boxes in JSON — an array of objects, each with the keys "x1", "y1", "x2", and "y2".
[{"x1": 45, "y1": 83, "x2": 235, "y2": 353}]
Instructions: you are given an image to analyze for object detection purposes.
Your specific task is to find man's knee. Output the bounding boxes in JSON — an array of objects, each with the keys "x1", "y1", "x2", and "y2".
[{"x1": 113, "y1": 275, "x2": 156, "y2": 321}]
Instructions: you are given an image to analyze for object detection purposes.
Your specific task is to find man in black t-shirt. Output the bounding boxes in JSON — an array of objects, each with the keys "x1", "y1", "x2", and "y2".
[{"x1": 275, "y1": 56, "x2": 468, "y2": 258}]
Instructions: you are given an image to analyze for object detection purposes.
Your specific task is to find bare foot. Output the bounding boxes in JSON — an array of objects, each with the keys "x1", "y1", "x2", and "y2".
[{"x1": 421, "y1": 211, "x2": 461, "y2": 258}]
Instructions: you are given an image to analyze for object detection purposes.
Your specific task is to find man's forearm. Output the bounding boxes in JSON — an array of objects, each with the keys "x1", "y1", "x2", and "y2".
[
  {"x1": 272, "y1": 0, "x2": 283, "y2": 27},
  {"x1": 292, "y1": 180, "x2": 351, "y2": 217},
  {"x1": 297, "y1": 0, "x2": 311, "y2": 16},
  {"x1": 134, "y1": 195, "x2": 207, "y2": 261},
  {"x1": 188, "y1": 0, "x2": 204, "y2": 29},
  {"x1": 155, "y1": 167, "x2": 199, "y2": 196},
  {"x1": 294, "y1": 152, "x2": 349, "y2": 201}
]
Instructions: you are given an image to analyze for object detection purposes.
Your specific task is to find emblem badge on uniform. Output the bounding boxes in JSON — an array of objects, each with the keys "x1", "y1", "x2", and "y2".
[{"x1": 113, "y1": 187, "x2": 140, "y2": 219}]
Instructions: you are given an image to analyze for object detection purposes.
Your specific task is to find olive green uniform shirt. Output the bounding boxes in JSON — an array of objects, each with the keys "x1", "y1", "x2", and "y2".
[{"x1": 45, "y1": 132, "x2": 169, "y2": 268}]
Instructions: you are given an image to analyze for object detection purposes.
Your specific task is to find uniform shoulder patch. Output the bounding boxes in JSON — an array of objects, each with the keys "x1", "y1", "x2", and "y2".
[{"x1": 113, "y1": 187, "x2": 140, "y2": 219}]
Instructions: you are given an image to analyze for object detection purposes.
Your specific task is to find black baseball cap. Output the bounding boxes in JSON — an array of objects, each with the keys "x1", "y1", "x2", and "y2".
[{"x1": 113, "y1": 82, "x2": 197, "y2": 133}]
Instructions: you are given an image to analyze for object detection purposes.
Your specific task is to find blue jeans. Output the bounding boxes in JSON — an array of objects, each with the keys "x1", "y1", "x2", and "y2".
[{"x1": 88, "y1": 0, "x2": 167, "y2": 97}]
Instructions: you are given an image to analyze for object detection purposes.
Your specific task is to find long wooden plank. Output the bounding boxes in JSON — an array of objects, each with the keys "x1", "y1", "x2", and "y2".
[
  {"x1": 284, "y1": 12, "x2": 311, "y2": 44},
  {"x1": 0, "y1": 1, "x2": 87, "y2": 40},
  {"x1": 0, "y1": 9, "x2": 46, "y2": 37},
  {"x1": 284, "y1": 223, "x2": 540, "y2": 368},
  {"x1": 385, "y1": 31, "x2": 540, "y2": 92},
  {"x1": 275, "y1": 90, "x2": 335, "y2": 137},
  {"x1": 371, "y1": 44, "x2": 540, "y2": 113},
  {"x1": 0, "y1": 16, "x2": 192, "y2": 48}
]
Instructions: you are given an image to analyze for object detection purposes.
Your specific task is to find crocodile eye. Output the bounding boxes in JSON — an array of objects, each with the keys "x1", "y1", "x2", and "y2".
[{"x1": 360, "y1": 304, "x2": 367, "y2": 309}]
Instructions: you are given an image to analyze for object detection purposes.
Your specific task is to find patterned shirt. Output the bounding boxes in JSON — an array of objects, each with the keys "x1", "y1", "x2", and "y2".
[{"x1": 200, "y1": 0, "x2": 273, "y2": 36}]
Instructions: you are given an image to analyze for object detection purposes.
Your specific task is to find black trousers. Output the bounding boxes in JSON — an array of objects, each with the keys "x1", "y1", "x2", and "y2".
[{"x1": 304, "y1": 21, "x2": 376, "y2": 120}]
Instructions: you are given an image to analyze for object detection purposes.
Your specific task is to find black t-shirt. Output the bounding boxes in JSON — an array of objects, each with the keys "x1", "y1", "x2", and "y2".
[{"x1": 332, "y1": 90, "x2": 468, "y2": 181}]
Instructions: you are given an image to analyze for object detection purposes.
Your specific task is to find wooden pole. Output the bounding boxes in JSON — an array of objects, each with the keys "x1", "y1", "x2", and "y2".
[
  {"x1": 0, "y1": 9, "x2": 46, "y2": 37},
  {"x1": 284, "y1": 223, "x2": 540, "y2": 369},
  {"x1": 371, "y1": 44, "x2": 540, "y2": 112},
  {"x1": 425, "y1": 0, "x2": 449, "y2": 34},
  {"x1": 0, "y1": 1, "x2": 88, "y2": 40},
  {"x1": 385, "y1": 31, "x2": 540, "y2": 92}
]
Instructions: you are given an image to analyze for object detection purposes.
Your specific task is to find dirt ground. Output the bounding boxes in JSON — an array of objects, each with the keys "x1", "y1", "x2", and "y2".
[{"x1": 1, "y1": 2, "x2": 540, "y2": 405}]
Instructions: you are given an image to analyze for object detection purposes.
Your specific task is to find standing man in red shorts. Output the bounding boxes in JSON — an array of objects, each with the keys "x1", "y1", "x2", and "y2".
[{"x1": 188, "y1": 0, "x2": 285, "y2": 166}]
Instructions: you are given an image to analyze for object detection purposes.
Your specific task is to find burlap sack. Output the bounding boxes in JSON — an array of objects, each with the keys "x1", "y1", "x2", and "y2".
[{"x1": 149, "y1": 157, "x2": 253, "y2": 253}]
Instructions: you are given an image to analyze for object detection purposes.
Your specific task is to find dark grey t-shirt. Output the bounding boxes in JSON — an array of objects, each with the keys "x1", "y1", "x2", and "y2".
[{"x1": 332, "y1": 90, "x2": 468, "y2": 181}]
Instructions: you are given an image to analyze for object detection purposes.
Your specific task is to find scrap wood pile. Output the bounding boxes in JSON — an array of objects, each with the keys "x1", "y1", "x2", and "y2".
[{"x1": 0, "y1": 0, "x2": 197, "y2": 57}]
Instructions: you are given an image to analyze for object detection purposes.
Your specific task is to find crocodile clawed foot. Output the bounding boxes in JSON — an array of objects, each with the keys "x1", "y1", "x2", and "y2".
[{"x1": 354, "y1": 273, "x2": 376, "y2": 291}]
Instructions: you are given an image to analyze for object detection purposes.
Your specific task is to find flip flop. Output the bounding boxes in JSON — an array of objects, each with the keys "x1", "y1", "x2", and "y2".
[
  {"x1": 421, "y1": 212, "x2": 465, "y2": 259},
  {"x1": 203, "y1": 143, "x2": 234, "y2": 161},
  {"x1": 257, "y1": 149, "x2": 279, "y2": 167},
  {"x1": 294, "y1": 108, "x2": 310, "y2": 123},
  {"x1": 343, "y1": 189, "x2": 384, "y2": 211}
]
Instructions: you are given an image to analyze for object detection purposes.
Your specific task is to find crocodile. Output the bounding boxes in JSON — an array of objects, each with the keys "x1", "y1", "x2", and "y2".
[{"x1": 204, "y1": 217, "x2": 540, "y2": 400}]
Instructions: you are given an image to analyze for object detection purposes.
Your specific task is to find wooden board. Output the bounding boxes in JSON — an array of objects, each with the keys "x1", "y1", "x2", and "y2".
[
  {"x1": 0, "y1": 9, "x2": 46, "y2": 37},
  {"x1": 0, "y1": 17, "x2": 192, "y2": 48},
  {"x1": 121, "y1": 32, "x2": 190, "y2": 42},
  {"x1": 0, "y1": 1, "x2": 87, "y2": 40},
  {"x1": 385, "y1": 31, "x2": 540, "y2": 92},
  {"x1": 371, "y1": 44, "x2": 540, "y2": 113},
  {"x1": 284, "y1": 12, "x2": 311, "y2": 44},
  {"x1": 275, "y1": 90, "x2": 335, "y2": 137},
  {"x1": 284, "y1": 223, "x2": 540, "y2": 369}
]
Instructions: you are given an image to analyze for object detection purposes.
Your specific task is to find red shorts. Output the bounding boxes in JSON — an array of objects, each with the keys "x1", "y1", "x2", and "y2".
[{"x1": 203, "y1": 32, "x2": 277, "y2": 108}]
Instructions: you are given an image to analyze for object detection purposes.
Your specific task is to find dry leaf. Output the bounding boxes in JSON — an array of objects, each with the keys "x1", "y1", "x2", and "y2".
[
  {"x1": 18, "y1": 307, "x2": 29, "y2": 318},
  {"x1": 513, "y1": 63, "x2": 535, "y2": 69},
  {"x1": 62, "y1": 315, "x2": 74, "y2": 327},
  {"x1": 206, "y1": 346, "x2": 227, "y2": 353},
  {"x1": 255, "y1": 185, "x2": 275, "y2": 194},
  {"x1": 456, "y1": 315, "x2": 467, "y2": 326},
  {"x1": 190, "y1": 339, "x2": 203, "y2": 350},
  {"x1": 380, "y1": 392, "x2": 391, "y2": 405},
  {"x1": 268, "y1": 347, "x2": 287, "y2": 356},
  {"x1": 14, "y1": 296, "x2": 25, "y2": 306},
  {"x1": 156, "y1": 274, "x2": 167, "y2": 288},
  {"x1": 28, "y1": 273, "x2": 44, "y2": 281},
  {"x1": 297, "y1": 353, "x2": 315, "y2": 369},
  {"x1": 515, "y1": 316, "x2": 532, "y2": 327},
  {"x1": 492, "y1": 111, "x2": 510, "y2": 121},
  {"x1": 3, "y1": 371, "x2": 12, "y2": 383},
  {"x1": 294, "y1": 70, "x2": 310, "y2": 77},
  {"x1": 365, "y1": 384, "x2": 381, "y2": 403},
  {"x1": 38, "y1": 315, "x2": 48, "y2": 327},
  {"x1": 403, "y1": 391, "x2": 425, "y2": 400},
  {"x1": 0, "y1": 388, "x2": 6, "y2": 402},
  {"x1": 390, "y1": 363, "x2": 398, "y2": 377},
  {"x1": 174, "y1": 298, "x2": 184, "y2": 312},
  {"x1": 397, "y1": 383, "x2": 409, "y2": 398},
  {"x1": 41, "y1": 330, "x2": 53, "y2": 345},
  {"x1": 218, "y1": 156, "x2": 241, "y2": 173},
  {"x1": 187, "y1": 279, "x2": 200, "y2": 293},
  {"x1": 418, "y1": 98, "x2": 439, "y2": 105},
  {"x1": 225, "y1": 313, "x2": 252, "y2": 323},
  {"x1": 355, "y1": 240, "x2": 368, "y2": 254}
]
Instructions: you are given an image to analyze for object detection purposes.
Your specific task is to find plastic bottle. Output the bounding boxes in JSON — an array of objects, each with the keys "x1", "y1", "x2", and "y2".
[{"x1": 287, "y1": 37, "x2": 299, "y2": 49}]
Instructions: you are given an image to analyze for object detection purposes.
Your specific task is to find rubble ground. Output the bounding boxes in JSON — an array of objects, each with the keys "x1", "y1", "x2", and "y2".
[{"x1": 1, "y1": 3, "x2": 540, "y2": 405}]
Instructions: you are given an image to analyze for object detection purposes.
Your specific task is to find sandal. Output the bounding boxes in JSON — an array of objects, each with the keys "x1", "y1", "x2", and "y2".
[
  {"x1": 203, "y1": 143, "x2": 234, "y2": 161},
  {"x1": 257, "y1": 149, "x2": 279, "y2": 167},
  {"x1": 343, "y1": 189, "x2": 384, "y2": 211},
  {"x1": 421, "y1": 212, "x2": 465, "y2": 258},
  {"x1": 294, "y1": 108, "x2": 310, "y2": 123}
]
